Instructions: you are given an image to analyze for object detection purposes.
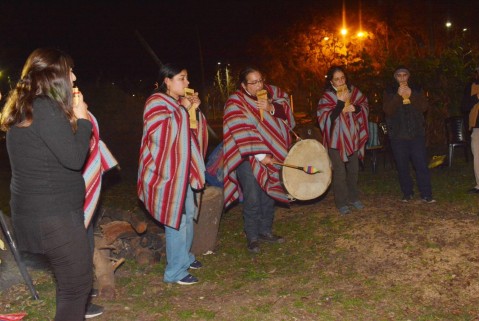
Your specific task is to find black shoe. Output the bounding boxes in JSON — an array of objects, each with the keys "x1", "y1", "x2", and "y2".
[
  {"x1": 189, "y1": 260, "x2": 202, "y2": 270},
  {"x1": 247, "y1": 240, "x2": 260, "y2": 253},
  {"x1": 467, "y1": 188, "x2": 479, "y2": 194},
  {"x1": 89, "y1": 288, "x2": 99, "y2": 297},
  {"x1": 422, "y1": 197, "x2": 437, "y2": 204},
  {"x1": 258, "y1": 233, "x2": 285, "y2": 244},
  {"x1": 85, "y1": 303, "x2": 104, "y2": 319},
  {"x1": 176, "y1": 274, "x2": 199, "y2": 285}
]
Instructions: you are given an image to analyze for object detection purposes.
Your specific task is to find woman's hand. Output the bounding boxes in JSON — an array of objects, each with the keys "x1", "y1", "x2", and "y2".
[
  {"x1": 342, "y1": 104, "x2": 356, "y2": 113},
  {"x1": 72, "y1": 91, "x2": 88, "y2": 120},
  {"x1": 260, "y1": 154, "x2": 275, "y2": 165},
  {"x1": 257, "y1": 99, "x2": 273, "y2": 112},
  {"x1": 179, "y1": 96, "x2": 192, "y2": 109},
  {"x1": 186, "y1": 92, "x2": 201, "y2": 109}
]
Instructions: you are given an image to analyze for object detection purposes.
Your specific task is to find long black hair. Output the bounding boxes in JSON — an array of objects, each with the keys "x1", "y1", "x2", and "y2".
[
  {"x1": 324, "y1": 65, "x2": 350, "y2": 92},
  {"x1": 155, "y1": 63, "x2": 187, "y2": 94}
]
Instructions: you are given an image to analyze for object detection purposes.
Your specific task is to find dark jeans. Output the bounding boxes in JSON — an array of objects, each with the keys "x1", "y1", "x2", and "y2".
[
  {"x1": 328, "y1": 149, "x2": 360, "y2": 208},
  {"x1": 390, "y1": 136, "x2": 432, "y2": 198},
  {"x1": 40, "y1": 210, "x2": 93, "y2": 321},
  {"x1": 236, "y1": 160, "x2": 275, "y2": 241}
]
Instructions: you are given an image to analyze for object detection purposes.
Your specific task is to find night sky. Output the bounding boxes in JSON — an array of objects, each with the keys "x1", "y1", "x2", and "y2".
[{"x1": 0, "y1": 0, "x2": 477, "y2": 92}]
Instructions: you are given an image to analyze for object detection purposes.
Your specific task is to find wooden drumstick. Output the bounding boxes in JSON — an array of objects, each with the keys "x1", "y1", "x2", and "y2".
[
  {"x1": 256, "y1": 89, "x2": 268, "y2": 121},
  {"x1": 272, "y1": 161, "x2": 321, "y2": 174},
  {"x1": 184, "y1": 88, "x2": 198, "y2": 129}
]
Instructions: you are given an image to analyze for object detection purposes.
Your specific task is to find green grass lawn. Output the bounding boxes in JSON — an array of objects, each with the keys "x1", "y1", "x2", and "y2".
[{"x1": 1, "y1": 152, "x2": 479, "y2": 320}]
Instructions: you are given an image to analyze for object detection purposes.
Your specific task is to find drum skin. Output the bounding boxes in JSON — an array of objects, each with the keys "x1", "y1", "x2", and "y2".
[{"x1": 282, "y1": 139, "x2": 332, "y2": 200}]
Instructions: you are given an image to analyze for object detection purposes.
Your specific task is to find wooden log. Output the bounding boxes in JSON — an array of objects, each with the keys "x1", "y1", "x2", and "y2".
[
  {"x1": 100, "y1": 221, "x2": 137, "y2": 245},
  {"x1": 101, "y1": 208, "x2": 148, "y2": 234},
  {"x1": 191, "y1": 186, "x2": 223, "y2": 255},
  {"x1": 93, "y1": 236, "x2": 121, "y2": 299}
]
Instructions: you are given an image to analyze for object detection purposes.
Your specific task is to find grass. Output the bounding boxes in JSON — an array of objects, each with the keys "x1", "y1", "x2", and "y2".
[{"x1": 1, "y1": 151, "x2": 479, "y2": 320}]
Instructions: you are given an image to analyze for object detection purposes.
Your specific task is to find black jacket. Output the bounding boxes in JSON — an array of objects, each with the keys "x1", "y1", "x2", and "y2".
[{"x1": 382, "y1": 84, "x2": 429, "y2": 140}]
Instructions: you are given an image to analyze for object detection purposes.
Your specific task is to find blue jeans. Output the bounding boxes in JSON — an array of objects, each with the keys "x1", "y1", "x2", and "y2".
[
  {"x1": 236, "y1": 160, "x2": 275, "y2": 241},
  {"x1": 163, "y1": 186, "x2": 196, "y2": 283},
  {"x1": 390, "y1": 136, "x2": 432, "y2": 198}
]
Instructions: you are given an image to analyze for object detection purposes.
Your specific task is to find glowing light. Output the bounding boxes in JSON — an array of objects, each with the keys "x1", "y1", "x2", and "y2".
[
  {"x1": 445, "y1": 21, "x2": 452, "y2": 28},
  {"x1": 357, "y1": 31, "x2": 365, "y2": 37},
  {"x1": 463, "y1": 28, "x2": 468, "y2": 32},
  {"x1": 323, "y1": 36, "x2": 330, "y2": 41},
  {"x1": 217, "y1": 62, "x2": 221, "y2": 65},
  {"x1": 341, "y1": 0, "x2": 347, "y2": 36}
]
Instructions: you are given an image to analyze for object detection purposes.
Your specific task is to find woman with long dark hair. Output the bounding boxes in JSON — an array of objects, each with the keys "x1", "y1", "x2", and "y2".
[
  {"x1": 317, "y1": 66, "x2": 369, "y2": 215},
  {"x1": 0, "y1": 48, "x2": 93, "y2": 320},
  {"x1": 138, "y1": 63, "x2": 208, "y2": 285}
]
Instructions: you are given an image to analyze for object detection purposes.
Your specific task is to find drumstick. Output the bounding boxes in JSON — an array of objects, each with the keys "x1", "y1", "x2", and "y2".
[
  {"x1": 280, "y1": 119, "x2": 301, "y2": 141},
  {"x1": 272, "y1": 161, "x2": 321, "y2": 174}
]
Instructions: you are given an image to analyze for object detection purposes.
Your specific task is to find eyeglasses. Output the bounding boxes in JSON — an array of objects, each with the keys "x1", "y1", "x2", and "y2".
[{"x1": 246, "y1": 79, "x2": 265, "y2": 85}]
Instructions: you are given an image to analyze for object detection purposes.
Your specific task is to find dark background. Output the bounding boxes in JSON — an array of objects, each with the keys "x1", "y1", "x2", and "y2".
[{"x1": 1, "y1": 0, "x2": 476, "y2": 94}]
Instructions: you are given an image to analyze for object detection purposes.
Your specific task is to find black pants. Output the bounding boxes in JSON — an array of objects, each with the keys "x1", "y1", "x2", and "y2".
[
  {"x1": 40, "y1": 210, "x2": 93, "y2": 321},
  {"x1": 328, "y1": 149, "x2": 360, "y2": 208}
]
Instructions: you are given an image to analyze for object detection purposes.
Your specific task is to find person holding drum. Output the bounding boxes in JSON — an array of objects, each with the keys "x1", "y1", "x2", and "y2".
[
  {"x1": 317, "y1": 66, "x2": 369, "y2": 215},
  {"x1": 223, "y1": 67, "x2": 295, "y2": 253}
]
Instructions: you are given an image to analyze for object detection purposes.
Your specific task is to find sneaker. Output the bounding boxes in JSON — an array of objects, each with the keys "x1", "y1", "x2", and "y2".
[
  {"x1": 402, "y1": 195, "x2": 413, "y2": 202},
  {"x1": 422, "y1": 197, "x2": 436, "y2": 203},
  {"x1": 467, "y1": 188, "x2": 479, "y2": 194},
  {"x1": 85, "y1": 303, "x2": 104, "y2": 319},
  {"x1": 89, "y1": 288, "x2": 99, "y2": 297},
  {"x1": 258, "y1": 233, "x2": 285, "y2": 243},
  {"x1": 338, "y1": 206, "x2": 351, "y2": 215},
  {"x1": 176, "y1": 274, "x2": 199, "y2": 285},
  {"x1": 350, "y1": 201, "x2": 364, "y2": 210},
  {"x1": 189, "y1": 260, "x2": 202, "y2": 270},
  {"x1": 247, "y1": 240, "x2": 260, "y2": 253}
]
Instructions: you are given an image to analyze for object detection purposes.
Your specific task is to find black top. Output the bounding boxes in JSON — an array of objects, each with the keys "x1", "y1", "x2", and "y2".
[
  {"x1": 382, "y1": 85, "x2": 429, "y2": 140},
  {"x1": 461, "y1": 80, "x2": 479, "y2": 128},
  {"x1": 7, "y1": 96, "x2": 92, "y2": 219}
]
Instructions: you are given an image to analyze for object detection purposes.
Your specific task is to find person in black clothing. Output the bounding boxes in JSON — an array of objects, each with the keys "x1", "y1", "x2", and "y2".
[
  {"x1": 0, "y1": 48, "x2": 93, "y2": 321},
  {"x1": 383, "y1": 66, "x2": 435, "y2": 203},
  {"x1": 461, "y1": 67, "x2": 479, "y2": 194}
]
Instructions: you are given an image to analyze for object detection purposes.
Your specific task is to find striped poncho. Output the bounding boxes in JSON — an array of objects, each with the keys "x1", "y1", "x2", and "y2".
[
  {"x1": 82, "y1": 112, "x2": 118, "y2": 227},
  {"x1": 223, "y1": 84, "x2": 295, "y2": 209},
  {"x1": 137, "y1": 93, "x2": 208, "y2": 229},
  {"x1": 317, "y1": 85, "x2": 369, "y2": 162}
]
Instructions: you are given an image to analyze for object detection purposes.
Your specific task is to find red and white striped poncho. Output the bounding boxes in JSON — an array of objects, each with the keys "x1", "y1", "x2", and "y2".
[
  {"x1": 137, "y1": 93, "x2": 208, "y2": 229},
  {"x1": 317, "y1": 85, "x2": 369, "y2": 162},
  {"x1": 223, "y1": 84, "x2": 295, "y2": 209},
  {"x1": 82, "y1": 112, "x2": 118, "y2": 227}
]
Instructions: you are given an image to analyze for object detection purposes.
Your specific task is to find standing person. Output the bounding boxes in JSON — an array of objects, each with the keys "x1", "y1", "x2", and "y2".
[
  {"x1": 461, "y1": 67, "x2": 479, "y2": 194},
  {"x1": 0, "y1": 48, "x2": 93, "y2": 321},
  {"x1": 223, "y1": 67, "x2": 295, "y2": 253},
  {"x1": 138, "y1": 63, "x2": 208, "y2": 285},
  {"x1": 81, "y1": 108, "x2": 119, "y2": 318},
  {"x1": 383, "y1": 66, "x2": 435, "y2": 203},
  {"x1": 317, "y1": 66, "x2": 369, "y2": 215}
]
